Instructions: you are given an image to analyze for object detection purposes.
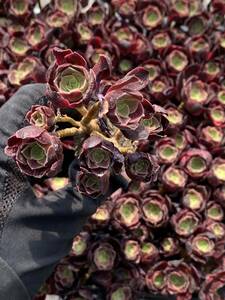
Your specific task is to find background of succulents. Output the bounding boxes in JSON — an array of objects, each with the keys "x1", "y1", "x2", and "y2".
[{"x1": 1, "y1": 0, "x2": 225, "y2": 299}]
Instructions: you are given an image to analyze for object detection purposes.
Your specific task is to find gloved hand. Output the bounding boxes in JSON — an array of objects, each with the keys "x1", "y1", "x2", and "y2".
[{"x1": 0, "y1": 84, "x2": 127, "y2": 300}]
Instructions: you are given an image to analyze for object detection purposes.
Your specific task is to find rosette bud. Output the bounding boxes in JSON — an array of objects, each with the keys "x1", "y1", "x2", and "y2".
[
  {"x1": 123, "y1": 240, "x2": 141, "y2": 264},
  {"x1": 76, "y1": 170, "x2": 109, "y2": 198},
  {"x1": 151, "y1": 32, "x2": 171, "y2": 52},
  {"x1": 208, "y1": 157, "x2": 225, "y2": 186},
  {"x1": 108, "y1": 285, "x2": 132, "y2": 300},
  {"x1": 182, "y1": 184, "x2": 208, "y2": 212},
  {"x1": 90, "y1": 203, "x2": 111, "y2": 227},
  {"x1": 205, "y1": 201, "x2": 224, "y2": 222},
  {"x1": 71, "y1": 232, "x2": 89, "y2": 257},
  {"x1": 26, "y1": 20, "x2": 46, "y2": 50},
  {"x1": 199, "y1": 268, "x2": 225, "y2": 300},
  {"x1": 171, "y1": 209, "x2": 200, "y2": 237},
  {"x1": 46, "y1": 10, "x2": 69, "y2": 28},
  {"x1": 79, "y1": 136, "x2": 124, "y2": 175},
  {"x1": 93, "y1": 243, "x2": 116, "y2": 271},
  {"x1": 214, "y1": 185, "x2": 225, "y2": 208},
  {"x1": 125, "y1": 152, "x2": 159, "y2": 182},
  {"x1": 141, "y1": 192, "x2": 171, "y2": 227},
  {"x1": 162, "y1": 166, "x2": 188, "y2": 192},
  {"x1": 5, "y1": 126, "x2": 63, "y2": 178},
  {"x1": 179, "y1": 148, "x2": 212, "y2": 179},
  {"x1": 25, "y1": 105, "x2": 55, "y2": 130},
  {"x1": 165, "y1": 46, "x2": 189, "y2": 74},
  {"x1": 166, "y1": 107, "x2": 185, "y2": 133},
  {"x1": 160, "y1": 237, "x2": 180, "y2": 257},
  {"x1": 217, "y1": 90, "x2": 225, "y2": 107},
  {"x1": 204, "y1": 219, "x2": 225, "y2": 240},
  {"x1": 199, "y1": 126, "x2": 224, "y2": 149},
  {"x1": 55, "y1": 0, "x2": 77, "y2": 16},
  {"x1": 8, "y1": 36, "x2": 30, "y2": 60},
  {"x1": 112, "y1": 193, "x2": 140, "y2": 230},
  {"x1": 54, "y1": 263, "x2": 75, "y2": 290},
  {"x1": 208, "y1": 104, "x2": 225, "y2": 127},
  {"x1": 155, "y1": 137, "x2": 179, "y2": 165},
  {"x1": 140, "y1": 242, "x2": 159, "y2": 264},
  {"x1": 186, "y1": 232, "x2": 216, "y2": 263},
  {"x1": 47, "y1": 48, "x2": 110, "y2": 108},
  {"x1": 145, "y1": 261, "x2": 167, "y2": 293}
]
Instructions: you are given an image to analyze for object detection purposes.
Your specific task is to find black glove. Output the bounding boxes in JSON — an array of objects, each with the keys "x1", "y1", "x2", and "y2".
[{"x1": 0, "y1": 84, "x2": 127, "y2": 300}]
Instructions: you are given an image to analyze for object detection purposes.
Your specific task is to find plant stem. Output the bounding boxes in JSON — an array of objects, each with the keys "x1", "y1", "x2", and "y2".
[
  {"x1": 75, "y1": 105, "x2": 88, "y2": 116},
  {"x1": 56, "y1": 127, "x2": 81, "y2": 138},
  {"x1": 91, "y1": 131, "x2": 134, "y2": 154},
  {"x1": 81, "y1": 102, "x2": 100, "y2": 126},
  {"x1": 55, "y1": 115, "x2": 81, "y2": 127}
]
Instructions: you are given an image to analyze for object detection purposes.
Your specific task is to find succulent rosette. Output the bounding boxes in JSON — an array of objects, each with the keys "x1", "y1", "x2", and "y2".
[
  {"x1": 79, "y1": 135, "x2": 124, "y2": 175},
  {"x1": 141, "y1": 191, "x2": 171, "y2": 227},
  {"x1": 164, "y1": 46, "x2": 189, "y2": 75},
  {"x1": 123, "y1": 240, "x2": 141, "y2": 264},
  {"x1": 146, "y1": 260, "x2": 200, "y2": 299},
  {"x1": 160, "y1": 237, "x2": 180, "y2": 257},
  {"x1": 90, "y1": 203, "x2": 112, "y2": 228},
  {"x1": 171, "y1": 209, "x2": 200, "y2": 237},
  {"x1": 186, "y1": 232, "x2": 216, "y2": 264},
  {"x1": 199, "y1": 125, "x2": 224, "y2": 150},
  {"x1": 26, "y1": 20, "x2": 47, "y2": 50},
  {"x1": 108, "y1": 285, "x2": 133, "y2": 300},
  {"x1": 204, "y1": 219, "x2": 225, "y2": 240},
  {"x1": 102, "y1": 67, "x2": 149, "y2": 137},
  {"x1": 155, "y1": 137, "x2": 179, "y2": 165},
  {"x1": 112, "y1": 193, "x2": 141, "y2": 230},
  {"x1": 205, "y1": 201, "x2": 224, "y2": 222},
  {"x1": 54, "y1": 262, "x2": 76, "y2": 290},
  {"x1": 76, "y1": 170, "x2": 109, "y2": 198},
  {"x1": 125, "y1": 152, "x2": 159, "y2": 182},
  {"x1": 208, "y1": 104, "x2": 225, "y2": 128},
  {"x1": 54, "y1": 0, "x2": 78, "y2": 16},
  {"x1": 8, "y1": 35, "x2": 30, "y2": 61},
  {"x1": 208, "y1": 157, "x2": 225, "y2": 186},
  {"x1": 162, "y1": 166, "x2": 188, "y2": 192},
  {"x1": 182, "y1": 184, "x2": 208, "y2": 212},
  {"x1": 92, "y1": 242, "x2": 116, "y2": 271},
  {"x1": 47, "y1": 48, "x2": 110, "y2": 108},
  {"x1": 5, "y1": 126, "x2": 63, "y2": 178},
  {"x1": 140, "y1": 242, "x2": 159, "y2": 263},
  {"x1": 179, "y1": 148, "x2": 212, "y2": 179},
  {"x1": 199, "y1": 267, "x2": 225, "y2": 300},
  {"x1": 26, "y1": 105, "x2": 56, "y2": 130}
]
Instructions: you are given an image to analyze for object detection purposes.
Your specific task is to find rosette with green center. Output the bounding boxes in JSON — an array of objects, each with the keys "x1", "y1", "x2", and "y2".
[
  {"x1": 46, "y1": 11, "x2": 69, "y2": 28},
  {"x1": 187, "y1": 233, "x2": 216, "y2": 263},
  {"x1": 145, "y1": 261, "x2": 167, "y2": 292},
  {"x1": 47, "y1": 48, "x2": 109, "y2": 108},
  {"x1": 5, "y1": 126, "x2": 63, "y2": 178},
  {"x1": 54, "y1": 263, "x2": 75, "y2": 290},
  {"x1": 143, "y1": 60, "x2": 161, "y2": 82},
  {"x1": 179, "y1": 148, "x2": 212, "y2": 179},
  {"x1": 79, "y1": 135, "x2": 124, "y2": 175},
  {"x1": 9, "y1": 0, "x2": 29, "y2": 17},
  {"x1": 90, "y1": 203, "x2": 111, "y2": 227},
  {"x1": 182, "y1": 184, "x2": 208, "y2": 212},
  {"x1": 123, "y1": 240, "x2": 141, "y2": 263},
  {"x1": 26, "y1": 105, "x2": 55, "y2": 130},
  {"x1": 142, "y1": 5, "x2": 163, "y2": 29},
  {"x1": 140, "y1": 242, "x2": 159, "y2": 263},
  {"x1": 182, "y1": 77, "x2": 212, "y2": 116},
  {"x1": 27, "y1": 20, "x2": 46, "y2": 50},
  {"x1": 155, "y1": 137, "x2": 179, "y2": 165},
  {"x1": 217, "y1": 90, "x2": 225, "y2": 107},
  {"x1": 199, "y1": 126, "x2": 224, "y2": 149},
  {"x1": 141, "y1": 193, "x2": 170, "y2": 227},
  {"x1": 171, "y1": 209, "x2": 200, "y2": 237},
  {"x1": 149, "y1": 76, "x2": 174, "y2": 103},
  {"x1": 208, "y1": 157, "x2": 225, "y2": 186},
  {"x1": 162, "y1": 166, "x2": 188, "y2": 192},
  {"x1": 160, "y1": 237, "x2": 180, "y2": 257},
  {"x1": 9, "y1": 36, "x2": 30, "y2": 58},
  {"x1": 76, "y1": 170, "x2": 109, "y2": 198},
  {"x1": 151, "y1": 32, "x2": 171, "y2": 51},
  {"x1": 93, "y1": 243, "x2": 116, "y2": 271},
  {"x1": 208, "y1": 105, "x2": 225, "y2": 127},
  {"x1": 204, "y1": 220, "x2": 225, "y2": 240},
  {"x1": 203, "y1": 60, "x2": 221, "y2": 82},
  {"x1": 71, "y1": 232, "x2": 89, "y2": 256},
  {"x1": 206, "y1": 201, "x2": 224, "y2": 222},
  {"x1": 187, "y1": 15, "x2": 208, "y2": 36},
  {"x1": 112, "y1": 193, "x2": 140, "y2": 230},
  {"x1": 109, "y1": 285, "x2": 132, "y2": 300},
  {"x1": 118, "y1": 59, "x2": 133, "y2": 74},
  {"x1": 55, "y1": 0, "x2": 77, "y2": 16},
  {"x1": 111, "y1": 27, "x2": 134, "y2": 51},
  {"x1": 166, "y1": 47, "x2": 189, "y2": 73},
  {"x1": 172, "y1": 0, "x2": 189, "y2": 17},
  {"x1": 166, "y1": 107, "x2": 184, "y2": 133},
  {"x1": 125, "y1": 152, "x2": 159, "y2": 182},
  {"x1": 88, "y1": 5, "x2": 104, "y2": 26},
  {"x1": 199, "y1": 268, "x2": 225, "y2": 300}
]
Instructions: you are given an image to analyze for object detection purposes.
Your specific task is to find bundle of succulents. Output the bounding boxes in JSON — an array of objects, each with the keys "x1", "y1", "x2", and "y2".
[{"x1": 1, "y1": 0, "x2": 225, "y2": 299}]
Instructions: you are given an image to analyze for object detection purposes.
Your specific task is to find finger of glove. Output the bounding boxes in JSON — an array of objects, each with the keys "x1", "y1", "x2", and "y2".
[{"x1": 0, "y1": 84, "x2": 46, "y2": 149}]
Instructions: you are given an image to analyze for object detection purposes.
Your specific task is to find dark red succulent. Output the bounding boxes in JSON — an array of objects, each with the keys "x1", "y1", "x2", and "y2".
[
  {"x1": 79, "y1": 135, "x2": 124, "y2": 175},
  {"x1": 182, "y1": 184, "x2": 208, "y2": 212},
  {"x1": 208, "y1": 157, "x2": 225, "y2": 186},
  {"x1": 161, "y1": 166, "x2": 188, "y2": 192},
  {"x1": 125, "y1": 152, "x2": 159, "y2": 182},
  {"x1": 179, "y1": 148, "x2": 212, "y2": 179},
  {"x1": 160, "y1": 237, "x2": 180, "y2": 257},
  {"x1": 47, "y1": 48, "x2": 110, "y2": 108},
  {"x1": 155, "y1": 137, "x2": 179, "y2": 165},
  {"x1": 5, "y1": 126, "x2": 63, "y2": 178},
  {"x1": 140, "y1": 242, "x2": 159, "y2": 263},
  {"x1": 171, "y1": 209, "x2": 200, "y2": 237},
  {"x1": 92, "y1": 242, "x2": 116, "y2": 271},
  {"x1": 26, "y1": 105, "x2": 56, "y2": 130}
]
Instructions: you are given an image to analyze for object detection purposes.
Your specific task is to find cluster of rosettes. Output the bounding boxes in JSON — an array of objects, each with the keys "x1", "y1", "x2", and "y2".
[
  {"x1": 34, "y1": 186, "x2": 225, "y2": 300},
  {"x1": 5, "y1": 48, "x2": 164, "y2": 196},
  {"x1": 1, "y1": 0, "x2": 225, "y2": 299}
]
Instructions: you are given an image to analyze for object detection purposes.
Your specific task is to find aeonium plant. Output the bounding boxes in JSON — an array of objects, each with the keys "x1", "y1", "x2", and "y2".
[{"x1": 5, "y1": 47, "x2": 166, "y2": 197}]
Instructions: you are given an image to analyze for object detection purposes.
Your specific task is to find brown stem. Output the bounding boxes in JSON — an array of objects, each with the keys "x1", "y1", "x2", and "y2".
[
  {"x1": 56, "y1": 127, "x2": 81, "y2": 138},
  {"x1": 75, "y1": 105, "x2": 88, "y2": 116},
  {"x1": 81, "y1": 102, "x2": 100, "y2": 126},
  {"x1": 55, "y1": 115, "x2": 81, "y2": 127}
]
